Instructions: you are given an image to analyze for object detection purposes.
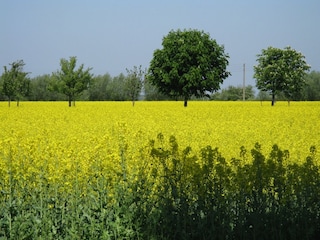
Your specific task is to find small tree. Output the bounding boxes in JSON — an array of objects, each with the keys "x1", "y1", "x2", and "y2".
[
  {"x1": 147, "y1": 29, "x2": 230, "y2": 107},
  {"x1": 254, "y1": 46, "x2": 310, "y2": 106},
  {"x1": 1, "y1": 60, "x2": 30, "y2": 107},
  {"x1": 125, "y1": 65, "x2": 144, "y2": 106},
  {"x1": 53, "y1": 56, "x2": 93, "y2": 107}
]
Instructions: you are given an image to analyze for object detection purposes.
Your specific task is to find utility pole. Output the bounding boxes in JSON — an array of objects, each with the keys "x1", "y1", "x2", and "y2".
[{"x1": 242, "y1": 63, "x2": 246, "y2": 101}]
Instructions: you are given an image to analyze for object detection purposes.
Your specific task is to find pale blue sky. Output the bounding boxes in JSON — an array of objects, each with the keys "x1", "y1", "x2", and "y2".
[{"x1": 1, "y1": 0, "x2": 319, "y2": 88}]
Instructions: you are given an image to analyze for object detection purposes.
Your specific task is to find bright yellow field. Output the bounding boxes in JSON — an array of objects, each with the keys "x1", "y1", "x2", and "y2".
[{"x1": 0, "y1": 101, "x2": 319, "y2": 189}]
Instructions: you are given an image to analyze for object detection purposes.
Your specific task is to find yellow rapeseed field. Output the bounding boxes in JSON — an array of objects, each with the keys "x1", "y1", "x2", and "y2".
[
  {"x1": 1, "y1": 101, "x2": 320, "y2": 239},
  {"x1": 0, "y1": 101, "x2": 319, "y2": 190}
]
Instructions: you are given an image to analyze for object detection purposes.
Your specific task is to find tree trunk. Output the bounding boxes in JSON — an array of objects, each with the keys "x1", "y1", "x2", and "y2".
[
  {"x1": 68, "y1": 96, "x2": 72, "y2": 107},
  {"x1": 184, "y1": 97, "x2": 188, "y2": 107},
  {"x1": 271, "y1": 93, "x2": 275, "y2": 106},
  {"x1": 17, "y1": 97, "x2": 20, "y2": 107},
  {"x1": 8, "y1": 96, "x2": 11, "y2": 107}
]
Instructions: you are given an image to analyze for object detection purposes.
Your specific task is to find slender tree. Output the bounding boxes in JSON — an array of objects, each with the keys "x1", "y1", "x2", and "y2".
[
  {"x1": 53, "y1": 56, "x2": 93, "y2": 106},
  {"x1": 254, "y1": 46, "x2": 310, "y2": 106},
  {"x1": 147, "y1": 29, "x2": 230, "y2": 107},
  {"x1": 1, "y1": 60, "x2": 30, "y2": 107},
  {"x1": 125, "y1": 65, "x2": 144, "y2": 106}
]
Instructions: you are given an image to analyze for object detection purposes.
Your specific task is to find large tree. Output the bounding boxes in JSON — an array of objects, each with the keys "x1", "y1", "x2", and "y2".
[
  {"x1": 147, "y1": 29, "x2": 230, "y2": 107},
  {"x1": 254, "y1": 46, "x2": 310, "y2": 106},
  {"x1": 125, "y1": 65, "x2": 144, "y2": 106},
  {"x1": 53, "y1": 56, "x2": 93, "y2": 107},
  {"x1": 1, "y1": 60, "x2": 30, "y2": 107}
]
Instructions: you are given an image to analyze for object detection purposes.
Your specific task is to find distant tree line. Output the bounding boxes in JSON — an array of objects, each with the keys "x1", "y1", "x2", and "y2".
[
  {"x1": 1, "y1": 30, "x2": 319, "y2": 106},
  {"x1": 1, "y1": 66, "x2": 319, "y2": 104}
]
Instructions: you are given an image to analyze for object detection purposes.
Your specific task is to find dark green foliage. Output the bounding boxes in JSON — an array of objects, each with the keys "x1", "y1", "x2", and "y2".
[
  {"x1": 148, "y1": 29, "x2": 230, "y2": 107},
  {"x1": 52, "y1": 56, "x2": 93, "y2": 107},
  {"x1": 0, "y1": 60, "x2": 30, "y2": 106},
  {"x1": 254, "y1": 46, "x2": 310, "y2": 105},
  {"x1": 145, "y1": 138, "x2": 320, "y2": 239},
  {"x1": 1, "y1": 137, "x2": 319, "y2": 239}
]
